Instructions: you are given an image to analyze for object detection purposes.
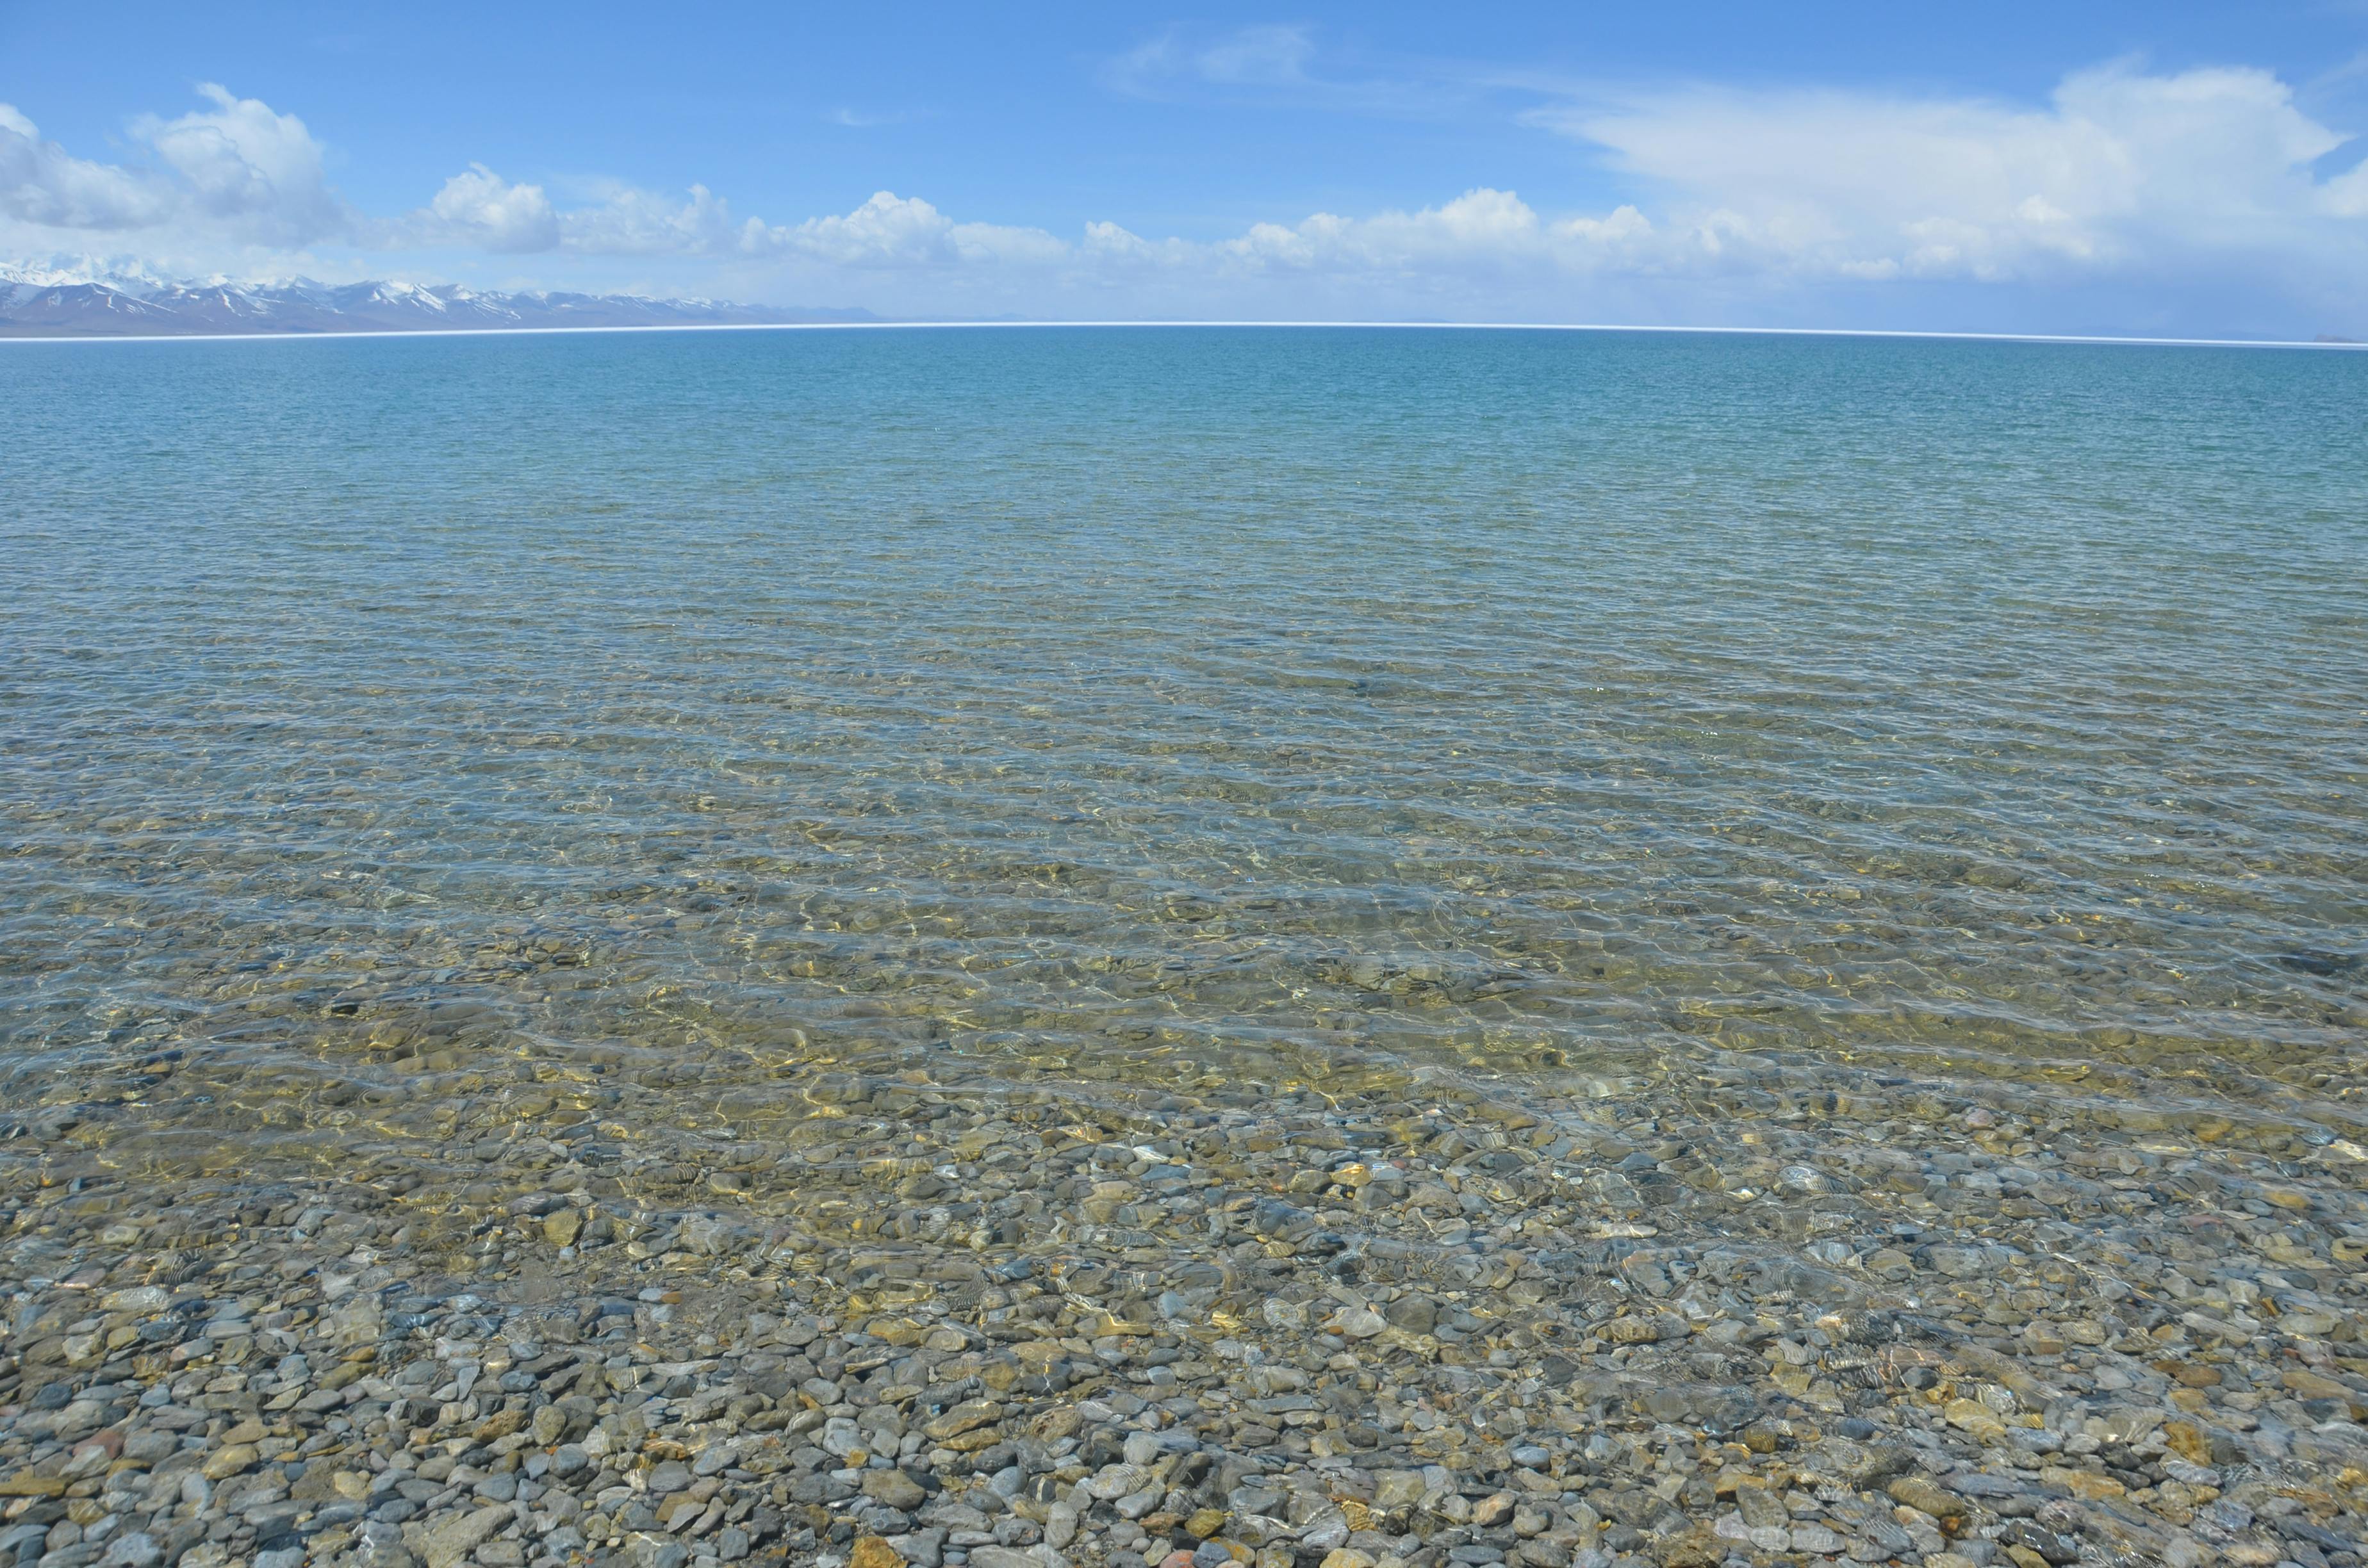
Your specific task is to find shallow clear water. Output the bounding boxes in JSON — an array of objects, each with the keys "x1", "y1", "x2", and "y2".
[{"x1": 3, "y1": 325, "x2": 2365, "y2": 1202}]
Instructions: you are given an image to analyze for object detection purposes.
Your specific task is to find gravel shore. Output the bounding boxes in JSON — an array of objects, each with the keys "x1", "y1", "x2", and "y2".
[{"x1": 7, "y1": 1060, "x2": 2366, "y2": 1568}]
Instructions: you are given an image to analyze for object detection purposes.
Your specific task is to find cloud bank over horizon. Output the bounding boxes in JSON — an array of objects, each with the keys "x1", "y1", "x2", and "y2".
[{"x1": 5, "y1": 58, "x2": 2365, "y2": 336}]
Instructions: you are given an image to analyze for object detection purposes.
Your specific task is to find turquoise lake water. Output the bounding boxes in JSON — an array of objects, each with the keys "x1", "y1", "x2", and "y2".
[{"x1": 2, "y1": 326, "x2": 2364, "y2": 1182}]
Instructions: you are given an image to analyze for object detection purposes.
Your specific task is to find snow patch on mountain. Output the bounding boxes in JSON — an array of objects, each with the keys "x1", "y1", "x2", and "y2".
[{"x1": 0, "y1": 261, "x2": 874, "y2": 336}]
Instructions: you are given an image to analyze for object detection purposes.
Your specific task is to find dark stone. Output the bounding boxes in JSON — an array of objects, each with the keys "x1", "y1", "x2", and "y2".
[{"x1": 2000, "y1": 1521, "x2": 2080, "y2": 1565}]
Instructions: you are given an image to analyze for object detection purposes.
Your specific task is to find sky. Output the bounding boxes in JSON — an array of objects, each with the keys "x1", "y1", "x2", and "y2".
[{"x1": 4, "y1": 1, "x2": 2367, "y2": 338}]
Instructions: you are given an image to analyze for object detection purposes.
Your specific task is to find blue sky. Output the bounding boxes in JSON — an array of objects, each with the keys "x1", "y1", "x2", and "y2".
[{"x1": 4, "y1": 1, "x2": 2367, "y2": 336}]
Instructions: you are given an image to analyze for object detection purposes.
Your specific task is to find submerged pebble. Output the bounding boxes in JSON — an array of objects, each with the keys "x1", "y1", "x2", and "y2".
[
  {"x1": 4, "y1": 1062, "x2": 2365, "y2": 1568},
  {"x1": 6, "y1": 326, "x2": 2368, "y2": 1568}
]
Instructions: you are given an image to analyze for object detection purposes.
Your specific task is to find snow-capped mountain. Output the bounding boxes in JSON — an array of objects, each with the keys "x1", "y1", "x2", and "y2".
[{"x1": 0, "y1": 264, "x2": 875, "y2": 337}]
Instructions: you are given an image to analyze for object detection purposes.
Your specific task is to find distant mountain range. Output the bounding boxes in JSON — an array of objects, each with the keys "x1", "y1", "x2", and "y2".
[{"x1": 0, "y1": 265, "x2": 876, "y2": 338}]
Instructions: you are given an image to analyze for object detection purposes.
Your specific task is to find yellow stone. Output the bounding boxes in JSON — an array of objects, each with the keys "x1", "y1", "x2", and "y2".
[
  {"x1": 201, "y1": 1444, "x2": 258, "y2": 1481},
  {"x1": 2038, "y1": 1464, "x2": 2125, "y2": 1500},
  {"x1": 1604, "y1": 1316, "x2": 1665, "y2": 1345},
  {"x1": 867, "y1": 1316, "x2": 925, "y2": 1346},
  {"x1": 848, "y1": 1539, "x2": 905, "y2": 1568},
  {"x1": 1887, "y1": 1476, "x2": 1965, "y2": 1520},
  {"x1": 473, "y1": 1409, "x2": 527, "y2": 1442},
  {"x1": 922, "y1": 1400, "x2": 1002, "y2": 1442},
  {"x1": 2283, "y1": 1368, "x2": 2353, "y2": 1401},
  {"x1": 1028, "y1": 1407, "x2": 1082, "y2": 1441},
  {"x1": 1943, "y1": 1400, "x2": 2005, "y2": 1441},
  {"x1": 2164, "y1": 1420, "x2": 2210, "y2": 1464}
]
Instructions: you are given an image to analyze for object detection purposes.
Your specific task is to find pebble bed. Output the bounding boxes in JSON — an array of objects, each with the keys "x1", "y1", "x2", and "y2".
[{"x1": 7, "y1": 1052, "x2": 2368, "y2": 1568}]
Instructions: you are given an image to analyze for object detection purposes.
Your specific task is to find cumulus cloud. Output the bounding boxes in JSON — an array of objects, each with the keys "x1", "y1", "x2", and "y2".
[
  {"x1": 418, "y1": 182, "x2": 1068, "y2": 268},
  {"x1": 422, "y1": 165, "x2": 559, "y2": 253},
  {"x1": 1081, "y1": 189, "x2": 1682, "y2": 286},
  {"x1": 0, "y1": 105, "x2": 169, "y2": 229},
  {"x1": 134, "y1": 85, "x2": 343, "y2": 244},
  {"x1": 765, "y1": 191, "x2": 1065, "y2": 267},
  {"x1": 1544, "y1": 63, "x2": 2368, "y2": 284},
  {"x1": 1, "y1": 85, "x2": 347, "y2": 253},
  {"x1": 402, "y1": 168, "x2": 741, "y2": 256},
  {"x1": 561, "y1": 182, "x2": 742, "y2": 255},
  {"x1": 2328, "y1": 159, "x2": 2368, "y2": 220},
  {"x1": 513, "y1": 181, "x2": 1661, "y2": 286},
  {"x1": 403, "y1": 61, "x2": 2367, "y2": 312}
]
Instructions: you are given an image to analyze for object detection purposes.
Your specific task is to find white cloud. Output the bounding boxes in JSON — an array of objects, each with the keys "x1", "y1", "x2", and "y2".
[
  {"x1": 421, "y1": 61, "x2": 2364, "y2": 314},
  {"x1": 391, "y1": 170, "x2": 721, "y2": 256},
  {"x1": 0, "y1": 104, "x2": 169, "y2": 229},
  {"x1": 132, "y1": 85, "x2": 344, "y2": 244},
  {"x1": 1082, "y1": 189, "x2": 1681, "y2": 286},
  {"x1": 2328, "y1": 159, "x2": 2368, "y2": 220},
  {"x1": 761, "y1": 191, "x2": 1064, "y2": 268},
  {"x1": 1081, "y1": 49, "x2": 2368, "y2": 316},
  {"x1": 1, "y1": 85, "x2": 346, "y2": 257},
  {"x1": 561, "y1": 183, "x2": 743, "y2": 256},
  {"x1": 1546, "y1": 63, "x2": 2367, "y2": 284},
  {"x1": 376, "y1": 177, "x2": 1074, "y2": 274},
  {"x1": 423, "y1": 165, "x2": 559, "y2": 253},
  {"x1": 774, "y1": 190, "x2": 967, "y2": 265}
]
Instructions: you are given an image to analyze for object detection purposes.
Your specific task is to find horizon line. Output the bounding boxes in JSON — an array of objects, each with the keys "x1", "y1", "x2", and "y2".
[{"x1": 0, "y1": 318, "x2": 2360, "y2": 351}]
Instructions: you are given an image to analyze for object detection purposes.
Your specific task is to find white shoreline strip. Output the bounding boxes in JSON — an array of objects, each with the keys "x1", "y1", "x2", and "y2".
[{"x1": 0, "y1": 318, "x2": 2360, "y2": 350}]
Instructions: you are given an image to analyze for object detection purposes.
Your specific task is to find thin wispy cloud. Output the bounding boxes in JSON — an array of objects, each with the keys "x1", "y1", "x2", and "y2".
[
  {"x1": 1099, "y1": 24, "x2": 1463, "y2": 116},
  {"x1": 1194, "y1": 24, "x2": 1319, "y2": 88}
]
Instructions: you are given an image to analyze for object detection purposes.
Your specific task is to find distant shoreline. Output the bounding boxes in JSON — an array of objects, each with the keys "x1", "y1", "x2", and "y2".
[{"x1": 1, "y1": 318, "x2": 2360, "y2": 350}]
